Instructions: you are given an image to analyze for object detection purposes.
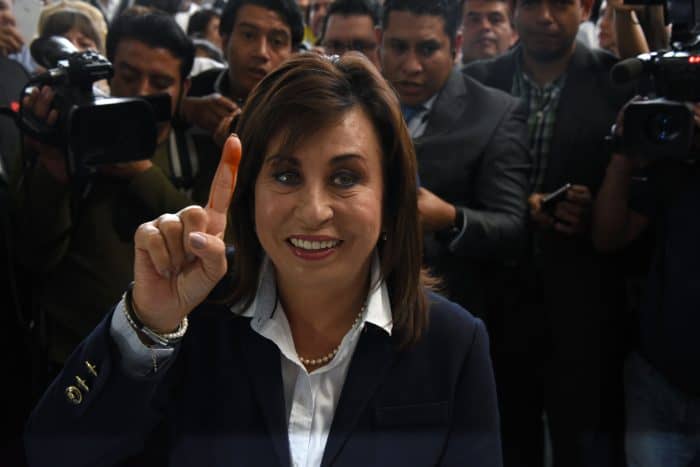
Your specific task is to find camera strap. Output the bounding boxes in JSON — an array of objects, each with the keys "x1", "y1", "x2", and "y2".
[{"x1": 167, "y1": 130, "x2": 197, "y2": 194}]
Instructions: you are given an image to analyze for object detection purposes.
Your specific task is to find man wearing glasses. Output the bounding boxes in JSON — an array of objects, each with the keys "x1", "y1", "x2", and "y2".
[{"x1": 318, "y1": 0, "x2": 380, "y2": 69}]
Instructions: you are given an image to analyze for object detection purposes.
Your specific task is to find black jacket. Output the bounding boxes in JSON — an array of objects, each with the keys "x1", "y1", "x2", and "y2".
[{"x1": 26, "y1": 292, "x2": 502, "y2": 467}]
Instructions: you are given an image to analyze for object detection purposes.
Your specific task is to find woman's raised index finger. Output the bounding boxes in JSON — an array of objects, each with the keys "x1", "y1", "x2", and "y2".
[{"x1": 205, "y1": 134, "x2": 242, "y2": 236}]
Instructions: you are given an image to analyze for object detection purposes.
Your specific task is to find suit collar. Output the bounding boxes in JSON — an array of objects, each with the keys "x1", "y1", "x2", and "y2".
[
  {"x1": 321, "y1": 324, "x2": 395, "y2": 466},
  {"x1": 237, "y1": 315, "x2": 395, "y2": 467},
  {"x1": 421, "y1": 70, "x2": 467, "y2": 139}
]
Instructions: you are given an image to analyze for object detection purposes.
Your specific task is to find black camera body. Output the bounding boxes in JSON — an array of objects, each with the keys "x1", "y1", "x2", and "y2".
[
  {"x1": 612, "y1": 50, "x2": 700, "y2": 160},
  {"x1": 609, "y1": 0, "x2": 700, "y2": 161},
  {"x1": 19, "y1": 36, "x2": 170, "y2": 177}
]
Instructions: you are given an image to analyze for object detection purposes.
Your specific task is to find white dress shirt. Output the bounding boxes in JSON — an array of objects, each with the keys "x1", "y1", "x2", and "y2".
[{"x1": 110, "y1": 254, "x2": 393, "y2": 467}]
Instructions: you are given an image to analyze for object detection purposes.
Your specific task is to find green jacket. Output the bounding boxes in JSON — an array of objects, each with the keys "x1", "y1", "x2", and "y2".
[{"x1": 15, "y1": 140, "x2": 203, "y2": 363}]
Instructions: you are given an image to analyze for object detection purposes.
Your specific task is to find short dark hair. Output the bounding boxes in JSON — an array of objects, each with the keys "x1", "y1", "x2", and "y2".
[
  {"x1": 382, "y1": 0, "x2": 461, "y2": 43},
  {"x1": 219, "y1": 0, "x2": 304, "y2": 50},
  {"x1": 106, "y1": 12, "x2": 194, "y2": 80},
  {"x1": 228, "y1": 53, "x2": 431, "y2": 347},
  {"x1": 187, "y1": 7, "x2": 221, "y2": 37},
  {"x1": 321, "y1": 0, "x2": 380, "y2": 40},
  {"x1": 459, "y1": 0, "x2": 513, "y2": 23},
  {"x1": 41, "y1": 9, "x2": 103, "y2": 53}
]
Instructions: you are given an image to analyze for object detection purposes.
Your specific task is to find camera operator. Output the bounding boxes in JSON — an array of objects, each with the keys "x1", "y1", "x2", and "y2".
[
  {"x1": 593, "y1": 101, "x2": 700, "y2": 466},
  {"x1": 14, "y1": 12, "x2": 203, "y2": 377}
]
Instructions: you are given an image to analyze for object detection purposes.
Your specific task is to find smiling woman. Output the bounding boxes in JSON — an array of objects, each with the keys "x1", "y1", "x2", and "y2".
[{"x1": 25, "y1": 53, "x2": 503, "y2": 467}]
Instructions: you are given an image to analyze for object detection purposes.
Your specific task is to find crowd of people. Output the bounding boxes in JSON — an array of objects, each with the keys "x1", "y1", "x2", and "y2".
[{"x1": 1, "y1": 0, "x2": 699, "y2": 465}]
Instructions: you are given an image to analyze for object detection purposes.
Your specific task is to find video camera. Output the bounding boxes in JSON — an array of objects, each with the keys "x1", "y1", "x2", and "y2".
[
  {"x1": 18, "y1": 36, "x2": 171, "y2": 177},
  {"x1": 610, "y1": 0, "x2": 700, "y2": 161}
]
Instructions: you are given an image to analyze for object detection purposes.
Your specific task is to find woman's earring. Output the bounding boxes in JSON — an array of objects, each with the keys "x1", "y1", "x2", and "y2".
[{"x1": 381, "y1": 231, "x2": 387, "y2": 241}]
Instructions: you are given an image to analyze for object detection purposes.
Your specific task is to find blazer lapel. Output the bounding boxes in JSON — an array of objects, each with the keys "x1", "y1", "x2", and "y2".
[
  {"x1": 238, "y1": 326, "x2": 291, "y2": 467},
  {"x1": 321, "y1": 324, "x2": 394, "y2": 467},
  {"x1": 419, "y1": 70, "x2": 467, "y2": 140},
  {"x1": 545, "y1": 42, "x2": 592, "y2": 187}
]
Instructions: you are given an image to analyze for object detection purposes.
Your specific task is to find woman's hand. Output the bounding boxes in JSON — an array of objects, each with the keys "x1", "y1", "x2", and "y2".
[{"x1": 131, "y1": 135, "x2": 242, "y2": 333}]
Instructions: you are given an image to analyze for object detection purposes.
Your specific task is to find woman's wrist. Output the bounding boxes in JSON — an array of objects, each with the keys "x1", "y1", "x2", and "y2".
[{"x1": 125, "y1": 283, "x2": 188, "y2": 346}]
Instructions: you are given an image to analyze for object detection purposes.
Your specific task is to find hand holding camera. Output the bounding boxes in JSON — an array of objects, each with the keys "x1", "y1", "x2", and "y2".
[{"x1": 22, "y1": 85, "x2": 67, "y2": 183}]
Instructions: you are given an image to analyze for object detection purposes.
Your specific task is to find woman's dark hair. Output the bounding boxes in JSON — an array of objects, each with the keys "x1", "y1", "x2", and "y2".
[
  {"x1": 187, "y1": 7, "x2": 221, "y2": 37},
  {"x1": 227, "y1": 53, "x2": 430, "y2": 346},
  {"x1": 219, "y1": 0, "x2": 304, "y2": 50},
  {"x1": 41, "y1": 9, "x2": 103, "y2": 53},
  {"x1": 106, "y1": 11, "x2": 194, "y2": 80}
]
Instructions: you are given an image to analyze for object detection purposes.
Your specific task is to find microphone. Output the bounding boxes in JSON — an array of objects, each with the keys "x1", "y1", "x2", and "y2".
[{"x1": 611, "y1": 57, "x2": 646, "y2": 84}]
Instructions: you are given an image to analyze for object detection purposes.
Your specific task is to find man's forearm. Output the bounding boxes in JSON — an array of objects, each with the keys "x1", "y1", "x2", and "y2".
[
  {"x1": 593, "y1": 154, "x2": 636, "y2": 251},
  {"x1": 615, "y1": 9, "x2": 649, "y2": 58}
]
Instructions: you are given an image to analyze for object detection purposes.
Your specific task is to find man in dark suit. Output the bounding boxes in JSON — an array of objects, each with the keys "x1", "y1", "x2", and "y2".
[
  {"x1": 463, "y1": 0, "x2": 634, "y2": 464},
  {"x1": 379, "y1": 0, "x2": 530, "y2": 316}
]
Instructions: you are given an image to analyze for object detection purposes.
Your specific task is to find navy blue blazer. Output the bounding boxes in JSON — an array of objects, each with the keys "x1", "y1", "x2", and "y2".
[{"x1": 25, "y1": 292, "x2": 502, "y2": 467}]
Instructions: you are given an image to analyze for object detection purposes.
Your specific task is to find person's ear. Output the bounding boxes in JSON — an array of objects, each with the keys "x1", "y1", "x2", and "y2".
[
  {"x1": 579, "y1": 0, "x2": 594, "y2": 21},
  {"x1": 375, "y1": 26, "x2": 384, "y2": 60},
  {"x1": 453, "y1": 30, "x2": 464, "y2": 58}
]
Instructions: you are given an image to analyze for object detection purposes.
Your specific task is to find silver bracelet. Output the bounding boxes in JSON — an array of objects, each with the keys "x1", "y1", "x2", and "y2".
[{"x1": 123, "y1": 282, "x2": 188, "y2": 347}]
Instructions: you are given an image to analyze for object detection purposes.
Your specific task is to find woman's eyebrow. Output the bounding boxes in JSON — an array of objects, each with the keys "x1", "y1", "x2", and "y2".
[
  {"x1": 263, "y1": 154, "x2": 299, "y2": 166},
  {"x1": 330, "y1": 154, "x2": 365, "y2": 165}
]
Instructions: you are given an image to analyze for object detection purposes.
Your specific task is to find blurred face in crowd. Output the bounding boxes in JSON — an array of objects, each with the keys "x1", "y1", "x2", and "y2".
[
  {"x1": 596, "y1": 0, "x2": 617, "y2": 56},
  {"x1": 380, "y1": 11, "x2": 459, "y2": 107},
  {"x1": 0, "y1": 0, "x2": 11, "y2": 18},
  {"x1": 110, "y1": 39, "x2": 189, "y2": 143},
  {"x1": 254, "y1": 107, "x2": 384, "y2": 293},
  {"x1": 205, "y1": 14, "x2": 223, "y2": 50},
  {"x1": 224, "y1": 4, "x2": 293, "y2": 99},
  {"x1": 0, "y1": 0, "x2": 20, "y2": 56},
  {"x1": 321, "y1": 14, "x2": 379, "y2": 68},
  {"x1": 513, "y1": 0, "x2": 591, "y2": 62},
  {"x1": 63, "y1": 27, "x2": 98, "y2": 51},
  {"x1": 461, "y1": 0, "x2": 517, "y2": 63},
  {"x1": 309, "y1": 0, "x2": 332, "y2": 38},
  {"x1": 296, "y1": 0, "x2": 310, "y2": 19}
]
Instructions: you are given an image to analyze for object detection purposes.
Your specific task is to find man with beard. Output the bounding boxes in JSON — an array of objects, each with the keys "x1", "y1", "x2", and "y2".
[{"x1": 464, "y1": 0, "x2": 634, "y2": 465}]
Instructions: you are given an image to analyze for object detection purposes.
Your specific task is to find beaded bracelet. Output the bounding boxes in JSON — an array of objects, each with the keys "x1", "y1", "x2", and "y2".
[{"x1": 123, "y1": 282, "x2": 188, "y2": 347}]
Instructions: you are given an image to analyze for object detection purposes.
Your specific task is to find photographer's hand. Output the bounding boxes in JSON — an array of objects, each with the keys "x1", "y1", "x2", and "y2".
[
  {"x1": 22, "y1": 86, "x2": 68, "y2": 183},
  {"x1": 212, "y1": 106, "x2": 242, "y2": 147},
  {"x1": 181, "y1": 93, "x2": 240, "y2": 137},
  {"x1": 528, "y1": 193, "x2": 555, "y2": 230},
  {"x1": 552, "y1": 185, "x2": 591, "y2": 235},
  {"x1": 98, "y1": 160, "x2": 154, "y2": 178},
  {"x1": 0, "y1": 9, "x2": 23, "y2": 56},
  {"x1": 131, "y1": 135, "x2": 241, "y2": 333}
]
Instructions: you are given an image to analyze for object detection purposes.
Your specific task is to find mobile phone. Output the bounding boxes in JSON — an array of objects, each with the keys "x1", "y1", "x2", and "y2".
[{"x1": 541, "y1": 183, "x2": 571, "y2": 211}]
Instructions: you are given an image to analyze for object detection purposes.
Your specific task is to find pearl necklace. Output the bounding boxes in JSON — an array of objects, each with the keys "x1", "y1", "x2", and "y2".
[{"x1": 298, "y1": 304, "x2": 366, "y2": 368}]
